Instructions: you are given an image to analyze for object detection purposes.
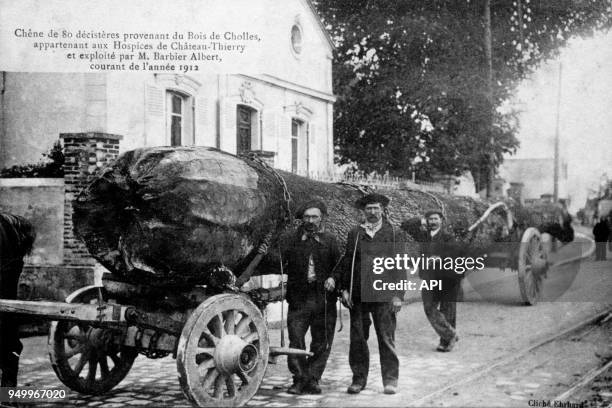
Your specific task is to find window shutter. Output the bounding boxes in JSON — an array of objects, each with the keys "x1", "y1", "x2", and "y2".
[
  {"x1": 145, "y1": 84, "x2": 164, "y2": 116},
  {"x1": 308, "y1": 125, "x2": 316, "y2": 177},
  {"x1": 279, "y1": 115, "x2": 292, "y2": 171},
  {"x1": 262, "y1": 110, "x2": 277, "y2": 152},
  {"x1": 219, "y1": 98, "x2": 237, "y2": 153},
  {"x1": 195, "y1": 96, "x2": 209, "y2": 146},
  {"x1": 298, "y1": 122, "x2": 309, "y2": 175},
  {"x1": 183, "y1": 97, "x2": 194, "y2": 146},
  {"x1": 144, "y1": 84, "x2": 165, "y2": 146}
]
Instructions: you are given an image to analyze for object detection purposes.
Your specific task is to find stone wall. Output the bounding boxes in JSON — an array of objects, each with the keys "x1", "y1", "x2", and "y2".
[{"x1": 0, "y1": 178, "x2": 64, "y2": 265}]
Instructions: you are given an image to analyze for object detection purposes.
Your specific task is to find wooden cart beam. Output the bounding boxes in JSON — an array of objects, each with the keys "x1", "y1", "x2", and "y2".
[
  {"x1": 0, "y1": 299, "x2": 129, "y2": 324},
  {"x1": 0, "y1": 298, "x2": 184, "y2": 334}
]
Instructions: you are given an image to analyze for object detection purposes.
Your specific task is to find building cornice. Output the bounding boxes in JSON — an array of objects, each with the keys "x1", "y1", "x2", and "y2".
[{"x1": 238, "y1": 74, "x2": 336, "y2": 103}]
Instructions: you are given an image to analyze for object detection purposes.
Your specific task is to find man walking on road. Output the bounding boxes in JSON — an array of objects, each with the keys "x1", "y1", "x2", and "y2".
[
  {"x1": 593, "y1": 215, "x2": 610, "y2": 261},
  {"x1": 281, "y1": 200, "x2": 341, "y2": 395},
  {"x1": 418, "y1": 210, "x2": 463, "y2": 352},
  {"x1": 331, "y1": 193, "x2": 408, "y2": 395}
]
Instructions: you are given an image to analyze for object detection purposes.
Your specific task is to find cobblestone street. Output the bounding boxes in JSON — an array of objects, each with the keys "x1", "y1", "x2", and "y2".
[{"x1": 14, "y1": 253, "x2": 612, "y2": 407}]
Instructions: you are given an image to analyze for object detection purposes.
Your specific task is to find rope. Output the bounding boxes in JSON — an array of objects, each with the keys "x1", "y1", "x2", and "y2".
[
  {"x1": 348, "y1": 231, "x2": 360, "y2": 305},
  {"x1": 278, "y1": 243, "x2": 286, "y2": 348},
  {"x1": 338, "y1": 301, "x2": 343, "y2": 332},
  {"x1": 337, "y1": 181, "x2": 375, "y2": 196},
  {"x1": 324, "y1": 290, "x2": 329, "y2": 351},
  {"x1": 401, "y1": 188, "x2": 446, "y2": 219},
  {"x1": 242, "y1": 153, "x2": 293, "y2": 226},
  {"x1": 422, "y1": 190, "x2": 446, "y2": 219}
]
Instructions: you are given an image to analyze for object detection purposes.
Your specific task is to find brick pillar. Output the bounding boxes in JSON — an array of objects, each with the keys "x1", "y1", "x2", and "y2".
[{"x1": 60, "y1": 132, "x2": 122, "y2": 266}]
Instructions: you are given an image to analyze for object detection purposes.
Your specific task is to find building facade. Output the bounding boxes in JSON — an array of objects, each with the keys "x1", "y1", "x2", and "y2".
[
  {"x1": 0, "y1": 0, "x2": 335, "y2": 177},
  {"x1": 0, "y1": 0, "x2": 336, "y2": 302},
  {"x1": 499, "y1": 158, "x2": 569, "y2": 203}
]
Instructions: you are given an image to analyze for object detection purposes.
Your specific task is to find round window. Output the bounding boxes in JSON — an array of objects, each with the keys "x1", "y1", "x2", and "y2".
[{"x1": 291, "y1": 24, "x2": 303, "y2": 54}]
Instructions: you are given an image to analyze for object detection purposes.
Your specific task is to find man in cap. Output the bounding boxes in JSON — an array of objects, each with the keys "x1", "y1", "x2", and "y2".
[
  {"x1": 281, "y1": 199, "x2": 341, "y2": 395},
  {"x1": 419, "y1": 209, "x2": 462, "y2": 352},
  {"x1": 330, "y1": 193, "x2": 408, "y2": 395}
]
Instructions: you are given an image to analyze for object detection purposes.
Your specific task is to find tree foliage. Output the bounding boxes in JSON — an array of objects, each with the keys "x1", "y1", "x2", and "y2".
[
  {"x1": 315, "y1": 0, "x2": 612, "y2": 190},
  {"x1": 0, "y1": 141, "x2": 64, "y2": 178}
]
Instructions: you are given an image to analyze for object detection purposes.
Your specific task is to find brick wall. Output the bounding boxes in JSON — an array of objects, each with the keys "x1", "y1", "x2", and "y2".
[{"x1": 60, "y1": 132, "x2": 122, "y2": 266}]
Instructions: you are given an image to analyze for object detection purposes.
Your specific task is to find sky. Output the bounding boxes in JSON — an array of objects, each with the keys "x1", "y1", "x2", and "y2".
[{"x1": 505, "y1": 30, "x2": 612, "y2": 211}]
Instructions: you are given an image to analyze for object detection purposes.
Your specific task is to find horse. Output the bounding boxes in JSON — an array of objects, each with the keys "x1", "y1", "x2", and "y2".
[{"x1": 0, "y1": 212, "x2": 36, "y2": 387}]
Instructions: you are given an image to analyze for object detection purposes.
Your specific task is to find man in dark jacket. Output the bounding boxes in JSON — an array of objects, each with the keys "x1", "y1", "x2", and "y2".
[
  {"x1": 593, "y1": 215, "x2": 610, "y2": 261},
  {"x1": 418, "y1": 209, "x2": 462, "y2": 352},
  {"x1": 330, "y1": 193, "x2": 409, "y2": 395},
  {"x1": 281, "y1": 200, "x2": 341, "y2": 395}
]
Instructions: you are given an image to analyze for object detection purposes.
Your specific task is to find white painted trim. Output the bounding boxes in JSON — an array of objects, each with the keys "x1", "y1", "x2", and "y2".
[
  {"x1": 240, "y1": 74, "x2": 336, "y2": 103},
  {"x1": 155, "y1": 74, "x2": 202, "y2": 95}
]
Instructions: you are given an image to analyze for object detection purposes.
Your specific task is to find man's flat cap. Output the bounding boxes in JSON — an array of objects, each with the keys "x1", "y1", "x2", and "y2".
[
  {"x1": 295, "y1": 199, "x2": 328, "y2": 218},
  {"x1": 355, "y1": 193, "x2": 390, "y2": 209},
  {"x1": 425, "y1": 209, "x2": 445, "y2": 218}
]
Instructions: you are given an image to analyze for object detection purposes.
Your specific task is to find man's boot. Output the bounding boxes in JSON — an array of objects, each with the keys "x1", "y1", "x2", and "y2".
[
  {"x1": 304, "y1": 378, "x2": 322, "y2": 394},
  {"x1": 347, "y1": 382, "x2": 366, "y2": 394},
  {"x1": 288, "y1": 380, "x2": 305, "y2": 395}
]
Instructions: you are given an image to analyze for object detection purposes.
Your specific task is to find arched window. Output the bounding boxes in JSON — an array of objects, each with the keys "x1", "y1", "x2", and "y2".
[{"x1": 150, "y1": 74, "x2": 200, "y2": 147}]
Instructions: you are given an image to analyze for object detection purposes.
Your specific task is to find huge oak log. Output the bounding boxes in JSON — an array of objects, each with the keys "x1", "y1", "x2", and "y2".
[{"x1": 73, "y1": 146, "x2": 565, "y2": 287}]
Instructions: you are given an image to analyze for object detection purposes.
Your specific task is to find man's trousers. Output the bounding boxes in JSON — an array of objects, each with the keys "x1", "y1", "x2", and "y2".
[
  {"x1": 422, "y1": 278, "x2": 461, "y2": 344},
  {"x1": 287, "y1": 287, "x2": 337, "y2": 384},
  {"x1": 595, "y1": 242, "x2": 607, "y2": 260},
  {"x1": 348, "y1": 302, "x2": 398, "y2": 387}
]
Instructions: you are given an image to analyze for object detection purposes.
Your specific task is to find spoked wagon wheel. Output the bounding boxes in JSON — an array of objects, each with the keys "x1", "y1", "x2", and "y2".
[
  {"x1": 177, "y1": 293, "x2": 269, "y2": 407},
  {"x1": 49, "y1": 285, "x2": 137, "y2": 394},
  {"x1": 518, "y1": 228, "x2": 549, "y2": 305}
]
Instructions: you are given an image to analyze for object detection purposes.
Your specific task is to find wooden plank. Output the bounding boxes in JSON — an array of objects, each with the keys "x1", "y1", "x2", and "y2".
[{"x1": 0, "y1": 299, "x2": 128, "y2": 324}]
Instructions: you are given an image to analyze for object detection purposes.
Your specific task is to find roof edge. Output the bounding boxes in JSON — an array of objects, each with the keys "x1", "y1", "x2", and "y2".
[{"x1": 303, "y1": 0, "x2": 336, "y2": 51}]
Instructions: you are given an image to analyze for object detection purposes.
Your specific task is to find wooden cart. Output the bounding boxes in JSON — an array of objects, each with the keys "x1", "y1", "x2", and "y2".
[
  {"x1": 466, "y1": 202, "x2": 552, "y2": 305},
  {"x1": 0, "y1": 202, "x2": 563, "y2": 406},
  {"x1": 0, "y1": 275, "x2": 299, "y2": 407}
]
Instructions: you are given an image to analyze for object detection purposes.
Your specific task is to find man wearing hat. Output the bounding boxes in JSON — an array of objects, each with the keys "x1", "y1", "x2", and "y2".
[
  {"x1": 419, "y1": 209, "x2": 462, "y2": 352},
  {"x1": 281, "y1": 199, "x2": 341, "y2": 395},
  {"x1": 330, "y1": 193, "x2": 408, "y2": 395}
]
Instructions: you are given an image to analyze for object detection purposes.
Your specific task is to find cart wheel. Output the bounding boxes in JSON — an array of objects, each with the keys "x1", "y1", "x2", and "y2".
[
  {"x1": 49, "y1": 285, "x2": 137, "y2": 395},
  {"x1": 518, "y1": 228, "x2": 548, "y2": 305},
  {"x1": 177, "y1": 293, "x2": 269, "y2": 407}
]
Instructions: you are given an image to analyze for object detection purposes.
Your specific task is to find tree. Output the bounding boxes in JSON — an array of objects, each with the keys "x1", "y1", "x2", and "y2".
[
  {"x1": 315, "y1": 0, "x2": 612, "y2": 190},
  {"x1": 0, "y1": 141, "x2": 64, "y2": 178}
]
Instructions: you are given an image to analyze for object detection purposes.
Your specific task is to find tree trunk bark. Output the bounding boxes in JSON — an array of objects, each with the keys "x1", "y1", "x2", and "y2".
[{"x1": 73, "y1": 147, "x2": 552, "y2": 288}]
